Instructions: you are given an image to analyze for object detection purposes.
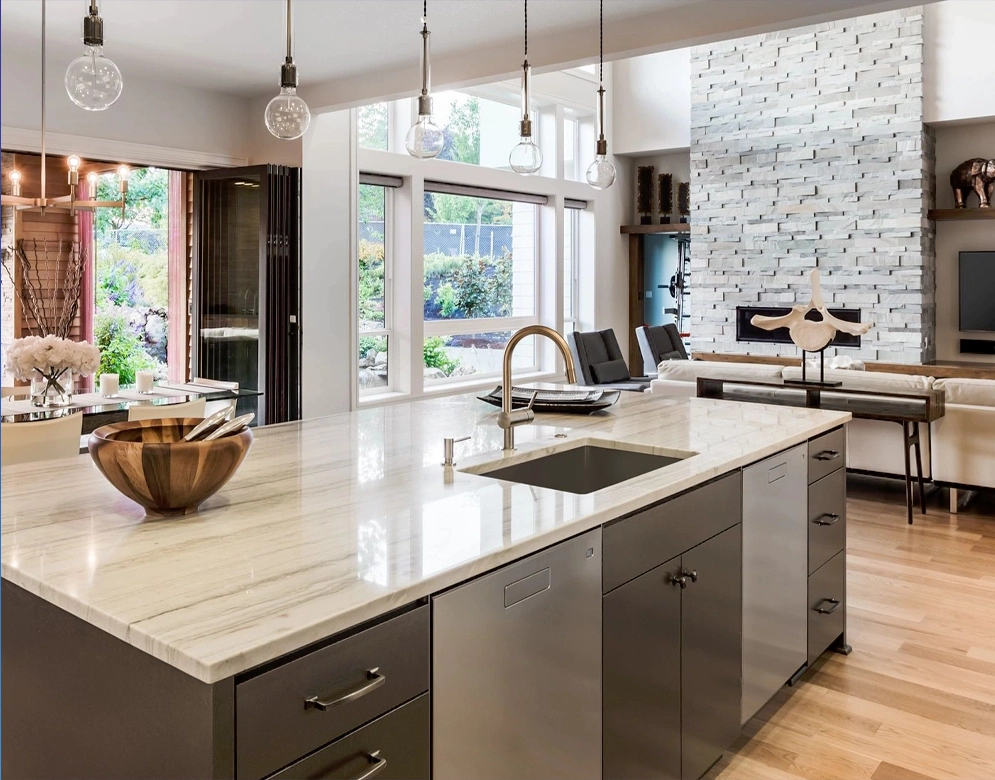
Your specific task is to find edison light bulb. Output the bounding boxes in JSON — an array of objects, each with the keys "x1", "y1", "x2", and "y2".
[
  {"x1": 586, "y1": 155, "x2": 617, "y2": 190},
  {"x1": 67, "y1": 155, "x2": 82, "y2": 172},
  {"x1": 117, "y1": 165, "x2": 130, "y2": 195},
  {"x1": 9, "y1": 169, "x2": 22, "y2": 197},
  {"x1": 65, "y1": 45, "x2": 123, "y2": 111},
  {"x1": 86, "y1": 171, "x2": 99, "y2": 198},
  {"x1": 405, "y1": 115, "x2": 444, "y2": 159},
  {"x1": 510, "y1": 139, "x2": 542, "y2": 176},
  {"x1": 265, "y1": 87, "x2": 311, "y2": 141}
]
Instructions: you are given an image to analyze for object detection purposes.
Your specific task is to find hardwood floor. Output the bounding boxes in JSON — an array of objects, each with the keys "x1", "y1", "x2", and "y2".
[{"x1": 708, "y1": 479, "x2": 995, "y2": 780}]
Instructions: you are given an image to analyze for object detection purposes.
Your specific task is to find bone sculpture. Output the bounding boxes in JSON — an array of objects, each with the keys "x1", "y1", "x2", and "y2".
[{"x1": 751, "y1": 269, "x2": 871, "y2": 384}]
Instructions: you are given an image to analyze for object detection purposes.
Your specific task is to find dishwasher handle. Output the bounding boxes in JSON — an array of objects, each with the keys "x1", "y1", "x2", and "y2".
[{"x1": 812, "y1": 513, "x2": 841, "y2": 526}]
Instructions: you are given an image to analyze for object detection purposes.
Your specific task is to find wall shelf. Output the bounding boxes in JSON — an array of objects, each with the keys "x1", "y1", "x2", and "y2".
[
  {"x1": 927, "y1": 208, "x2": 995, "y2": 222},
  {"x1": 620, "y1": 223, "x2": 691, "y2": 235}
]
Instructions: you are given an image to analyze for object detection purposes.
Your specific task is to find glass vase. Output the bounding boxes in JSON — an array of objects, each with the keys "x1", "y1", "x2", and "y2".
[{"x1": 31, "y1": 368, "x2": 74, "y2": 407}]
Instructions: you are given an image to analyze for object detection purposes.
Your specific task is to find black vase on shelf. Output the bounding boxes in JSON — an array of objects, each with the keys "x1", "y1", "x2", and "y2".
[
  {"x1": 637, "y1": 166, "x2": 655, "y2": 225},
  {"x1": 678, "y1": 181, "x2": 690, "y2": 224},
  {"x1": 658, "y1": 173, "x2": 673, "y2": 224}
]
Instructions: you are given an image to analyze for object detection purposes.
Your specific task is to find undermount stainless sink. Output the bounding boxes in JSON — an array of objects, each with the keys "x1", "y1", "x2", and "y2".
[{"x1": 472, "y1": 442, "x2": 692, "y2": 495}]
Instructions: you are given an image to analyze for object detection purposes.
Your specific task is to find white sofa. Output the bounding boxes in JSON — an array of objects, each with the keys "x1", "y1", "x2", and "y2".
[
  {"x1": 647, "y1": 361, "x2": 995, "y2": 496},
  {"x1": 930, "y1": 379, "x2": 995, "y2": 507}
]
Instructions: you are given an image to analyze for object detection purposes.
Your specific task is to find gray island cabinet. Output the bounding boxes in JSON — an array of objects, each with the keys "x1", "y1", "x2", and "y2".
[{"x1": 2, "y1": 426, "x2": 848, "y2": 780}]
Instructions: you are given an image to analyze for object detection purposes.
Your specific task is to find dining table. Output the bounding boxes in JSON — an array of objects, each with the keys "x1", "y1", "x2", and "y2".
[{"x1": 0, "y1": 382, "x2": 262, "y2": 435}]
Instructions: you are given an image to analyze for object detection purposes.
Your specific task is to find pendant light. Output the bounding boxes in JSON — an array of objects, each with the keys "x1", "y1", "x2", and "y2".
[
  {"x1": 509, "y1": 0, "x2": 542, "y2": 175},
  {"x1": 265, "y1": 0, "x2": 311, "y2": 141},
  {"x1": 5, "y1": 0, "x2": 126, "y2": 217},
  {"x1": 405, "y1": 0, "x2": 445, "y2": 159},
  {"x1": 64, "y1": 0, "x2": 123, "y2": 111},
  {"x1": 586, "y1": 0, "x2": 616, "y2": 190}
]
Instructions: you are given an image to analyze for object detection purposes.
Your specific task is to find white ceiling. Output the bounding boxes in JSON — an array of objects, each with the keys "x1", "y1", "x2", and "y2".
[
  {"x1": 1, "y1": 0, "x2": 921, "y2": 104},
  {"x1": 0, "y1": 0, "x2": 682, "y2": 97}
]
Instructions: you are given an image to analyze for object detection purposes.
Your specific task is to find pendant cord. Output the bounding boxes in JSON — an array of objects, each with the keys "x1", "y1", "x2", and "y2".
[
  {"x1": 423, "y1": 0, "x2": 427, "y2": 20},
  {"x1": 524, "y1": 0, "x2": 528, "y2": 58},
  {"x1": 41, "y1": 0, "x2": 46, "y2": 201},
  {"x1": 599, "y1": 0, "x2": 604, "y2": 86},
  {"x1": 286, "y1": 0, "x2": 293, "y2": 61}
]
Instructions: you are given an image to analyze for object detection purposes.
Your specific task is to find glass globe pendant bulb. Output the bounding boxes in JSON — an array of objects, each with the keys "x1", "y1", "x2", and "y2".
[
  {"x1": 586, "y1": 154, "x2": 617, "y2": 190},
  {"x1": 405, "y1": 115, "x2": 444, "y2": 159},
  {"x1": 510, "y1": 137, "x2": 542, "y2": 175},
  {"x1": 265, "y1": 86, "x2": 311, "y2": 141},
  {"x1": 65, "y1": 44, "x2": 123, "y2": 111}
]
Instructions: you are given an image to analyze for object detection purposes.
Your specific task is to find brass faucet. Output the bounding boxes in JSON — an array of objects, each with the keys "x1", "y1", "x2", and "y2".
[{"x1": 497, "y1": 325, "x2": 578, "y2": 451}]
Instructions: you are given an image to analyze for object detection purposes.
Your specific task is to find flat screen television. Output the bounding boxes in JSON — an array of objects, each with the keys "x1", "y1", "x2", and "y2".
[{"x1": 959, "y1": 251, "x2": 995, "y2": 332}]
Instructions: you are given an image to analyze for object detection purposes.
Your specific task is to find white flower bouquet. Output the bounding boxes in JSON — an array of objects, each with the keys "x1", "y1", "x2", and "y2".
[{"x1": 6, "y1": 335, "x2": 101, "y2": 406}]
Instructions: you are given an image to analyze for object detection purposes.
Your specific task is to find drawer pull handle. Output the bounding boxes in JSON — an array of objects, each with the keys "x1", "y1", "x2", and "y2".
[
  {"x1": 814, "y1": 598, "x2": 841, "y2": 615},
  {"x1": 815, "y1": 450, "x2": 841, "y2": 461},
  {"x1": 304, "y1": 668, "x2": 386, "y2": 711},
  {"x1": 351, "y1": 750, "x2": 387, "y2": 780},
  {"x1": 813, "y1": 513, "x2": 840, "y2": 526}
]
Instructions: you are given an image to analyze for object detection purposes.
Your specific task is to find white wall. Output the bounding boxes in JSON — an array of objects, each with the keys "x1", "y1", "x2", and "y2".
[
  {"x1": 612, "y1": 49, "x2": 691, "y2": 156},
  {"x1": 933, "y1": 120, "x2": 995, "y2": 363},
  {"x1": 924, "y1": 0, "x2": 995, "y2": 124},
  {"x1": 1, "y1": 41, "x2": 253, "y2": 166},
  {"x1": 301, "y1": 111, "x2": 356, "y2": 417}
]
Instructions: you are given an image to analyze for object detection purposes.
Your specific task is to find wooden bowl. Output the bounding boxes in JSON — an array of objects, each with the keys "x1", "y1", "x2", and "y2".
[{"x1": 88, "y1": 418, "x2": 253, "y2": 516}]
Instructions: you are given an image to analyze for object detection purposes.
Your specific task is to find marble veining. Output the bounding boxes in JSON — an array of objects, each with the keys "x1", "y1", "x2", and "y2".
[{"x1": 0, "y1": 392, "x2": 850, "y2": 683}]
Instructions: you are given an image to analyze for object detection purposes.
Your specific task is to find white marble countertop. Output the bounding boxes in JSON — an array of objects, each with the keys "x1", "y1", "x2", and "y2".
[{"x1": 1, "y1": 391, "x2": 850, "y2": 684}]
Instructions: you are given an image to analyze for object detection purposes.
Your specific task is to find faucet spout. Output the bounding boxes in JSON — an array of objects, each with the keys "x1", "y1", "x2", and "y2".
[{"x1": 499, "y1": 325, "x2": 577, "y2": 451}]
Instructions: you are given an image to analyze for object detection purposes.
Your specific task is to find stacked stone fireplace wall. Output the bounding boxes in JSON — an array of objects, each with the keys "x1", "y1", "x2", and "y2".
[{"x1": 689, "y1": 7, "x2": 935, "y2": 363}]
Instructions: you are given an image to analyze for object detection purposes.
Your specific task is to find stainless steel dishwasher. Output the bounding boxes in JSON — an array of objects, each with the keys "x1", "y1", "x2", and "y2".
[
  {"x1": 433, "y1": 528, "x2": 602, "y2": 780},
  {"x1": 741, "y1": 444, "x2": 808, "y2": 725}
]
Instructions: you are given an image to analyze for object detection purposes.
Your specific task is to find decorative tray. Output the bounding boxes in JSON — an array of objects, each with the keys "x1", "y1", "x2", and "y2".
[{"x1": 477, "y1": 386, "x2": 621, "y2": 415}]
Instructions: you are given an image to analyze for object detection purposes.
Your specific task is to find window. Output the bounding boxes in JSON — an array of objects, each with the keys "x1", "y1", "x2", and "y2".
[
  {"x1": 564, "y1": 207, "x2": 580, "y2": 331},
  {"x1": 358, "y1": 182, "x2": 391, "y2": 393},
  {"x1": 564, "y1": 117, "x2": 578, "y2": 182},
  {"x1": 430, "y1": 91, "x2": 536, "y2": 172},
  {"x1": 93, "y1": 167, "x2": 173, "y2": 383},
  {"x1": 358, "y1": 103, "x2": 389, "y2": 151},
  {"x1": 423, "y1": 186, "x2": 540, "y2": 383}
]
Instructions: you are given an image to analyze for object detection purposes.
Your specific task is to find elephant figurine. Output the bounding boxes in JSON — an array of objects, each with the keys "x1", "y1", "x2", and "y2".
[{"x1": 950, "y1": 158, "x2": 995, "y2": 208}]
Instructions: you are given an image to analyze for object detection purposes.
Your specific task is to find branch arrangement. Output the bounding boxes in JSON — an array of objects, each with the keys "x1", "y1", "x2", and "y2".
[{"x1": 1, "y1": 238, "x2": 86, "y2": 339}]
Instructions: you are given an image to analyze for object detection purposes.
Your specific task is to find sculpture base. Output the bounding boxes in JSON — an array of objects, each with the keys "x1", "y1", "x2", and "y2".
[{"x1": 783, "y1": 379, "x2": 843, "y2": 388}]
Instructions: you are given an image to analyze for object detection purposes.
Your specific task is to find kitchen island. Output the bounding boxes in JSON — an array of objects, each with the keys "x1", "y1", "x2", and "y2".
[{"x1": 1, "y1": 391, "x2": 851, "y2": 779}]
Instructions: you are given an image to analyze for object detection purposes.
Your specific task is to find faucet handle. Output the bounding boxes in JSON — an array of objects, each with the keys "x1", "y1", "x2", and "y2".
[
  {"x1": 442, "y1": 436, "x2": 471, "y2": 468},
  {"x1": 525, "y1": 390, "x2": 540, "y2": 411}
]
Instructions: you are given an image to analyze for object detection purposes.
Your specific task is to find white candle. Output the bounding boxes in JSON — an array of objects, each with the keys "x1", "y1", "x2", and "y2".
[
  {"x1": 99, "y1": 373, "x2": 119, "y2": 396},
  {"x1": 136, "y1": 371, "x2": 154, "y2": 393}
]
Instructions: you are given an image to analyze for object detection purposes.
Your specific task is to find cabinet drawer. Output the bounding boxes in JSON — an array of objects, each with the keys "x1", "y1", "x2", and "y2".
[
  {"x1": 808, "y1": 427, "x2": 845, "y2": 484},
  {"x1": 603, "y1": 471, "x2": 742, "y2": 593},
  {"x1": 808, "y1": 469, "x2": 846, "y2": 575},
  {"x1": 269, "y1": 693, "x2": 431, "y2": 780},
  {"x1": 808, "y1": 551, "x2": 845, "y2": 665},
  {"x1": 236, "y1": 605, "x2": 430, "y2": 780}
]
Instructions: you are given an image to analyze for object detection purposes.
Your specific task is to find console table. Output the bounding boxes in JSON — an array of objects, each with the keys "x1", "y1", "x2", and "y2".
[{"x1": 696, "y1": 377, "x2": 946, "y2": 524}]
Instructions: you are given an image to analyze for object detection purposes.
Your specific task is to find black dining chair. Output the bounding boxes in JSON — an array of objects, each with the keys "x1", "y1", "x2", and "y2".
[
  {"x1": 567, "y1": 329, "x2": 652, "y2": 392},
  {"x1": 635, "y1": 324, "x2": 688, "y2": 378}
]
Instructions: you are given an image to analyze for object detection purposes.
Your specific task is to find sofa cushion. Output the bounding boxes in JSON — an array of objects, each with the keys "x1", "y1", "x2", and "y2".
[
  {"x1": 591, "y1": 359, "x2": 631, "y2": 384},
  {"x1": 933, "y1": 378, "x2": 995, "y2": 408},
  {"x1": 781, "y1": 367, "x2": 933, "y2": 392},
  {"x1": 659, "y1": 350, "x2": 685, "y2": 362},
  {"x1": 656, "y1": 360, "x2": 785, "y2": 383}
]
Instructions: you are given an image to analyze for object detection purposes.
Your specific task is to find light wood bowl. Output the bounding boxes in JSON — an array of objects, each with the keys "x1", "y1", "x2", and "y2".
[{"x1": 88, "y1": 418, "x2": 253, "y2": 516}]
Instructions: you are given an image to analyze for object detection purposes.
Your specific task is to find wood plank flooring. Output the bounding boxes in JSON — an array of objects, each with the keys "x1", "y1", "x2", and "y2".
[{"x1": 708, "y1": 479, "x2": 995, "y2": 780}]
